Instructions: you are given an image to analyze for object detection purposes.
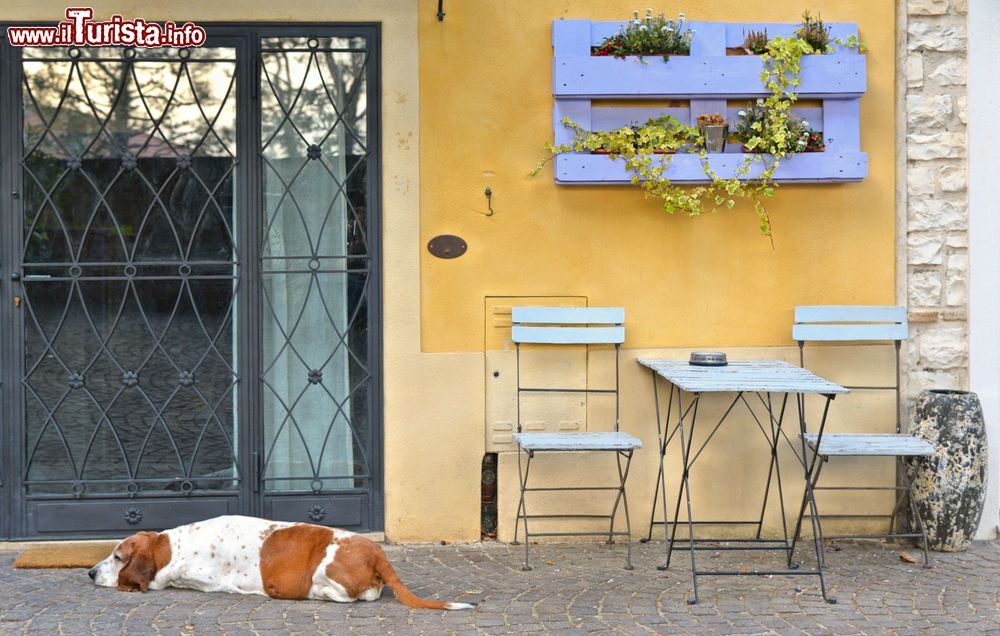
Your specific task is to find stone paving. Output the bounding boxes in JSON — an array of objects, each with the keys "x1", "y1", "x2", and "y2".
[{"x1": 1, "y1": 539, "x2": 999, "y2": 635}]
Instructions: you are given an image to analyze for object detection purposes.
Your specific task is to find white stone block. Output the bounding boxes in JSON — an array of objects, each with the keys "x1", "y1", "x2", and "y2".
[
  {"x1": 945, "y1": 233, "x2": 968, "y2": 248},
  {"x1": 908, "y1": 196, "x2": 968, "y2": 231},
  {"x1": 908, "y1": 233, "x2": 945, "y2": 265},
  {"x1": 938, "y1": 165, "x2": 967, "y2": 192},
  {"x1": 909, "y1": 270, "x2": 943, "y2": 306},
  {"x1": 908, "y1": 165, "x2": 936, "y2": 196},
  {"x1": 907, "y1": 20, "x2": 967, "y2": 51},
  {"x1": 919, "y1": 326, "x2": 967, "y2": 367},
  {"x1": 909, "y1": 0, "x2": 950, "y2": 14},
  {"x1": 956, "y1": 95, "x2": 968, "y2": 124},
  {"x1": 946, "y1": 253, "x2": 969, "y2": 306},
  {"x1": 909, "y1": 369, "x2": 963, "y2": 395},
  {"x1": 951, "y1": 0, "x2": 967, "y2": 14},
  {"x1": 928, "y1": 58, "x2": 966, "y2": 85},
  {"x1": 908, "y1": 132, "x2": 967, "y2": 160},
  {"x1": 907, "y1": 94, "x2": 954, "y2": 129},
  {"x1": 907, "y1": 53, "x2": 924, "y2": 88}
]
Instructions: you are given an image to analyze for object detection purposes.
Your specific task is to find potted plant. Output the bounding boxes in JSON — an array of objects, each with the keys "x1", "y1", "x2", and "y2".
[
  {"x1": 586, "y1": 117, "x2": 695, "y2": 155},
  {"x1": 696, "y1": 113, "x2": 728, "y2": 153},
  {"x1": 741, "y1": 28, "x2": 769, "y2": 55},
  {"x1": 796, "y1": 10, "x2": 831, "y2": 53},
  {"x1": 591, "y1": 9, "x2": 693, "y2": 61},
  {"x1": 732, "y1": 100, "x2": 818, "y2": 154}
]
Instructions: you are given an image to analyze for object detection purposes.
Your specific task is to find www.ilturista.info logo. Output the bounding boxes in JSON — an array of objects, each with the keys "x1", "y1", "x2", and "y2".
[{"x1": 7, "y1": 8, "x2": 206, "y2": 47}]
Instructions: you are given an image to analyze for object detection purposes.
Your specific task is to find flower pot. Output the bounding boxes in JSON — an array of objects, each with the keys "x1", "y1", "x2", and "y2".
[
  {"x1": 700, "y1": 124, "x2": 728, "y2": 153},
  {"x1": 909, "y1": 389, "x2": 988, "y2": 552}
]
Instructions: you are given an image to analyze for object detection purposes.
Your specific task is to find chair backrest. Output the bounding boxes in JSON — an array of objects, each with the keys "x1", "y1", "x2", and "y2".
[
  {"x1": 511, "y1": 307, "x2": 625, "y2": 345},
  {"x1": 794, "y1": 305, "x2": 907, "y2": 433},
  {"x1": 792, "y1": 306, "x2": 908, "y2": 343},
  {"x1": 511, "y1": 307, "x2": 625, "y2": 433}
]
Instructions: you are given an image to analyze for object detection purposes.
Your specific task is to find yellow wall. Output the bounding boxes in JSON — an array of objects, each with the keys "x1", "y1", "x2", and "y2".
[
  {"x1": 418, "y1": 0, "x2": 896, "y2": 352},
  {"x1": 6, "y1": 1, "x2": 899, "y2": 544}
]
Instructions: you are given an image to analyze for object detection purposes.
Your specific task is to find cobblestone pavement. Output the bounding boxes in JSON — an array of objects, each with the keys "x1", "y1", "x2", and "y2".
[{"x1": 1, "y1": 539, "x2": 999, "y2": 635}]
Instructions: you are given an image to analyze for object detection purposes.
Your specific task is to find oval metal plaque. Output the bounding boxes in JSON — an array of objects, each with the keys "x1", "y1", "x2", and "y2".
[{"x1": 427, "y1": 234, "x2": 467, "y2": 259}]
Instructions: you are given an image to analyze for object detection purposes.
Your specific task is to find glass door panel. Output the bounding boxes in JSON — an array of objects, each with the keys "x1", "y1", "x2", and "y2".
[
  {"x1": 19, "y1": 46, "x2": 239, "y2": 501},
  {"x1": 259, "y1": 36, "x2": 373, "y2": 498}
]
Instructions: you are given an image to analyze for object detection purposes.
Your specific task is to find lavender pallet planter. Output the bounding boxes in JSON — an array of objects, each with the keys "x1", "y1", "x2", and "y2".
[
  {"x1": 554, "y1": 151, "x2": 867, "y2": 184},
  {"x1": 550, "y1": 19, "x2": 868, "y2": 184},
  {"x1": 553, "y1": 20, "x2": 866, "y2": 98}
]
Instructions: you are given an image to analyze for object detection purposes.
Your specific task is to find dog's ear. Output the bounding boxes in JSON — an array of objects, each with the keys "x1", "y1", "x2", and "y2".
[{"x1": 117, "y1": 533, "x2": 158, "y2": 592}]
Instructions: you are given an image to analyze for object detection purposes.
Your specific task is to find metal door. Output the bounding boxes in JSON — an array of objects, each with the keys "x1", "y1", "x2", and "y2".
[{"x1": 0, "y1": 26, "x2": 381, "y2": 538}]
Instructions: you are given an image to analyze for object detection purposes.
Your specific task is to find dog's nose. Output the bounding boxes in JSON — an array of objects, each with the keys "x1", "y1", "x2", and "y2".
[{"x1": 88, "y1": 568, "x2": 97, "y2": 581}]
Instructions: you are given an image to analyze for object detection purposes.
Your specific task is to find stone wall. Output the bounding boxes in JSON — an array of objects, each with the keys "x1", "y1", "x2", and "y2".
[{"x1": 905, "y1": 0, "x2": 969, "y2": 397}]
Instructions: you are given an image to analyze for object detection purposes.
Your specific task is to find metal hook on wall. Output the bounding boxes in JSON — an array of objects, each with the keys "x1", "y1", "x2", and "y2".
[
  {"x1": 471, "y1": 187, "x2": 496, "y2": 218},
  {"x1": 437, "y1": 0, "x2": 445, "y2": 21}
]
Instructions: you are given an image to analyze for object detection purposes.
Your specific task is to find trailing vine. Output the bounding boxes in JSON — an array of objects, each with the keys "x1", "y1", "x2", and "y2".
[{"x1": 532, "y1": 12, "x2": 866, "y2": 241}]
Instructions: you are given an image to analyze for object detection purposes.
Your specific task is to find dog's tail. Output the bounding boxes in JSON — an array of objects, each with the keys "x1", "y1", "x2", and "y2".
[{"x1": 373, "y1": 547, "x2": 475, "y2": 610}]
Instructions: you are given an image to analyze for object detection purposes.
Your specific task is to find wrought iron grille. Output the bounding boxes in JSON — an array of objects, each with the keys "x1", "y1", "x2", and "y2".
[
  {"x1": 258, "y1": 36, "x2": 373, "y2": 494},
  {"x1": 18, "y1": 46, "x2": 239, "y2": 497}
]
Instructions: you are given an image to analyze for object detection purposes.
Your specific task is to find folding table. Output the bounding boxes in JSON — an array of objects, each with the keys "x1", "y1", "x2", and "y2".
[{"x1": 637, "y1": 358, "x2": 848, "y2": 604}]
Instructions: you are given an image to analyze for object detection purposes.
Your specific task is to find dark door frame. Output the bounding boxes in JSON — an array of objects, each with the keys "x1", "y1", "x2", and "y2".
[{"x1": 0, "y1": 23, "x2": 383, "y2": 539}]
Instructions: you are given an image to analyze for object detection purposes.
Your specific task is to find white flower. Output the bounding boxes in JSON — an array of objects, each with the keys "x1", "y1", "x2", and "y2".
[
  {"x1": 678, "y1": 12, "x2": 686, "y2": 20},
  {"x1": 639, "y1": 24, "x2": 648, "y2": 31},
  {"x1": 634, "y1": 19, "x2": 643, "y2": 25},
  {"x1": 661, "y1": 25, "x2": 669, "y2": 33},
  {"x1": 738, "y1": 110, "x2": 746, "y2": 116},
  {"x1": 802, "y1": 120, "x2": 810, "y2": 127},
  {"x1": 756, "y1": 98, "x2": 765, "y2": 105}
]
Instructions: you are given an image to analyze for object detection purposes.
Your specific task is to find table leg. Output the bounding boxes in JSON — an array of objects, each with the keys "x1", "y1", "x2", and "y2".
[
  {"x1": 672, "y1": 389, "x2": 702, "y2": 604},
  {"x1": 644, "y1": 370, "x2": 672, "y2": 559},
  {"x1": 795, "y1": 394, "x2": 837, "y2": 604},
  {"x1": 767, "y1": 393, "x2": 792, "y2": 559}
]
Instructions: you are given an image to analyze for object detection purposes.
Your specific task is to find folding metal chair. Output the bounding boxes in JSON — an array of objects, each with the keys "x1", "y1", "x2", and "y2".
[
  {"x1": 510, "y1": 307, "x2": 643, "y2": 571},
  {"x1": 790, "y1": 306, "x2": 933, "y2": 567}
]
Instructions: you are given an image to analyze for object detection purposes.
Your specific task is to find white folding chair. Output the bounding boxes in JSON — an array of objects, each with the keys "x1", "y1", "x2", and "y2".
[
  {"x1": 790, "y1": 306, "x2": 933, "y2": 567},
  {"x1": 510, "y1": 307, "x2": 643, "y2": 570}
]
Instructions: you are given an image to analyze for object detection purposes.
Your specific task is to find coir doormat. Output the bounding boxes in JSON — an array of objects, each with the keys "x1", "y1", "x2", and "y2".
[{"x1": 13, "y1": 541, "x2": 118, "y2": 569}]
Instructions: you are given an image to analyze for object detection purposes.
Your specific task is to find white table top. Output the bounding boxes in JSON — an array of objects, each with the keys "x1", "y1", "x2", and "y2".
[{"x1": 637, "y1": 358, "x2": 849, "y2": 395}]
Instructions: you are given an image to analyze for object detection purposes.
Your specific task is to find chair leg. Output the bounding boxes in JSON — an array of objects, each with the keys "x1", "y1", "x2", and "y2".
[
  {"x1": 906, "y1": 461, "x2": 932, "y2": 569},
  {"x1": 613, "y1": 449, "x2": 635, "y2": 570},
  {"x1": 789, "y1": 456, "x2": 826, "y2": 568},
  {"x1": 515, "y1": 448, "x2": 534, "y2": 571}
]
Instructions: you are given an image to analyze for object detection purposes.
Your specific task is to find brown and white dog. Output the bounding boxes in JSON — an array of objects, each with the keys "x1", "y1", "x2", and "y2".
[{"x1": 88, "y1": 515, "x2": 475, "y2": 610}]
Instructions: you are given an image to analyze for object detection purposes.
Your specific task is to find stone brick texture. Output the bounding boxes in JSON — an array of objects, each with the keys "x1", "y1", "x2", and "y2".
[
  {"x1": 2, "y1": 540, "x2": 1000, "y2": 634},
  {"x1": 905, "y1": 0, "x2": 969, "y2": 399}
]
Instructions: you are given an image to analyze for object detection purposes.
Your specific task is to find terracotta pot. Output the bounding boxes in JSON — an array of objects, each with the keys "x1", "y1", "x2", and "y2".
[{"x1": 909, "y1": 389, "x2": 988, "y2": 552}]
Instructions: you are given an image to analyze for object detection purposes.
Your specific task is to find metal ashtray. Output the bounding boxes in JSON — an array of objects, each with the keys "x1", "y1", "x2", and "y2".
[{"x1": 689, "y1": 351, "x2": 728, "y2": 367}]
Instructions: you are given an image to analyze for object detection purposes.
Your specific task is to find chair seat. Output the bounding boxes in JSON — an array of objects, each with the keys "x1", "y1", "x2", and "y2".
[
  {"x1": 803, "y1": 433, "x2": 934, "y2": 457},
  {"x1": 512, "y1": 432, "x2": 643, "y2": 451}
]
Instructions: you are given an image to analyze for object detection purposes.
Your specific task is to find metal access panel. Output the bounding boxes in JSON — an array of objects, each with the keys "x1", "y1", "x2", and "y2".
[{"x1": 484, "y1": 296, "x2": 588, "y2": 452}]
